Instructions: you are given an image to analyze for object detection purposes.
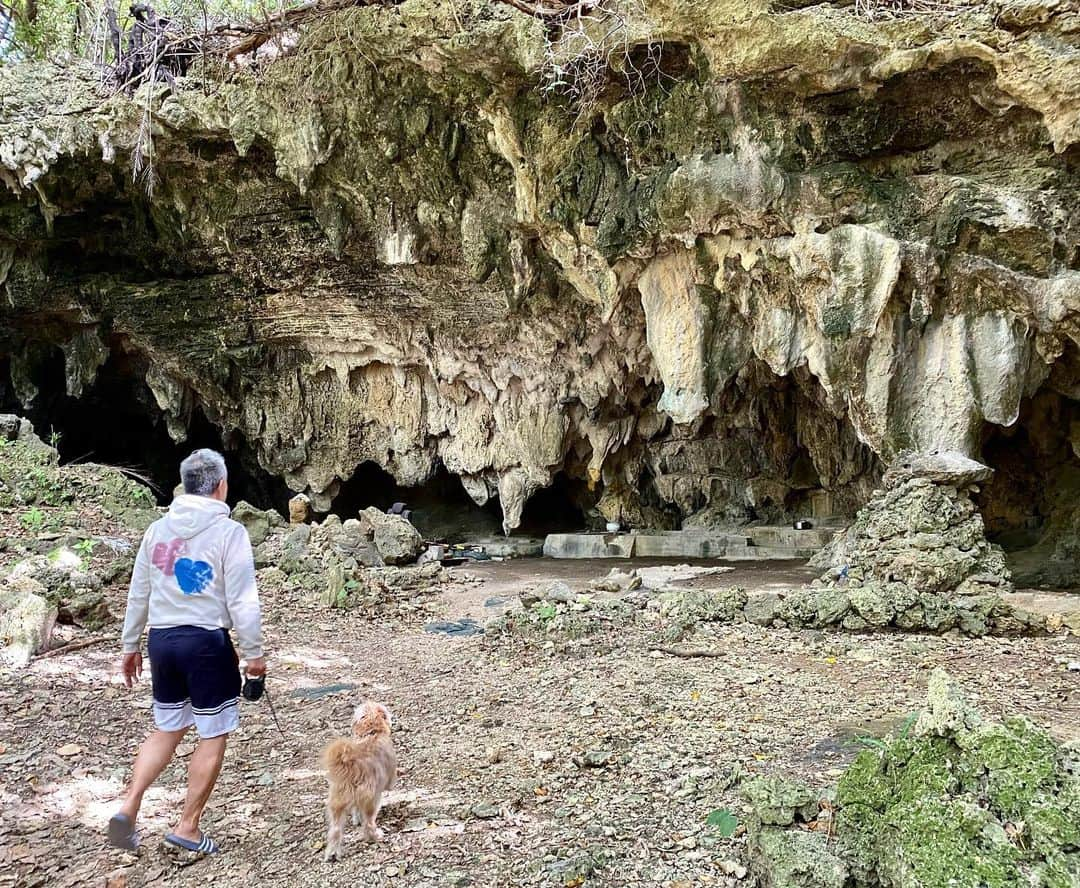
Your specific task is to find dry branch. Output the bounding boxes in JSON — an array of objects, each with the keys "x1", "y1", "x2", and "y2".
[
  {"x1": 35, "y1": 635, "x2": 111, "y2": 659},
  {"x1": 649, "y1": 645, "x2": 724, "y2": 658}
]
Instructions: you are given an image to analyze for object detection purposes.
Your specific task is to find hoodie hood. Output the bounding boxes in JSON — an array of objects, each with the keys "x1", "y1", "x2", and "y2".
[{"x1": 164, "y1": 494, "x2": 230, "y2": 540}]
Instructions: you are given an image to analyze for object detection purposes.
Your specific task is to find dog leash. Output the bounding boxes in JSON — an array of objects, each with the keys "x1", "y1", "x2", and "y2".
[
  {"x1": 242, "y1": 675, "x2": 287, "y2": 740},
  {"x1": 262, "y1": 684, "x2": 286, "y2": 740}
]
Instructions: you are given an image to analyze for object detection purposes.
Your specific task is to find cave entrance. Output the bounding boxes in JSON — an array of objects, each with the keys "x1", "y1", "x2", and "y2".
[
  {"x1": 330, "y1": 464, "x2": 593, "y2": 540},
  {"x1": 517, "y1": 473, "x2": 591, "y2": 536},
  {"x1": 0, "y1": 344, "x2": 291, "y2": 511},
  {"x1": 976, "y1": 387, "x2": 1080, "y2": 550},
  {"x1": 330, "y1": 462, "x2": 504, "y2": 541},
  {"x1": 976, "y1": 381, "x2": 1080, "y2": 589}
]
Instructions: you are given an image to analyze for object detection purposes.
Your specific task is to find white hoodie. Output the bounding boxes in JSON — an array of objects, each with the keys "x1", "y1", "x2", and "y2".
[{"x1": 121, "y1": 495, "x2": 264, "y2": 660}]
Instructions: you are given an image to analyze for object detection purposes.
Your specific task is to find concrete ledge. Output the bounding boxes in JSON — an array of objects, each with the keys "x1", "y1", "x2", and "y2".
[
  {"x1": 543, "y1": 534, "x2": 636, "y2": 559},
  {"x1": 543, "y1": 527, "x2": 835, "y2": 560}
]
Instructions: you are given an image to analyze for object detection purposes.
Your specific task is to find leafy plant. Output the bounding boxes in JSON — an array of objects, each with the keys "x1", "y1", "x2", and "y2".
[
  {"x1": 897, "y1": 711, "x2": 919, "y2": 739},
  {"x1": 20, "y1": 506, "x2": 45, "y2": 532},
  {"x1": 535, "y1": 602, "x2": 557, "y2": 621},
  {"x1": 706, "y1": 808, "x2": 739, "y2": 838},
  {"x1": 73, "y1": 538, "x2": 95, "y2": 558}
]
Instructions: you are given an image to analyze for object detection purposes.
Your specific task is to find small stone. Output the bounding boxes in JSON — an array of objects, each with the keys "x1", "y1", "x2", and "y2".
[
  {"x1": 288, "y1": 494, "x2": 311, "y2": 524},
  {"x1": 1067, "y1": 661, "x2": 1080, "y2": 672},
  {"x1": 470, "y1": 802, "x2": 500, "y2": 819},
  {"x1": 533, "y1": 750, "x2": 555, "y2": 764}
]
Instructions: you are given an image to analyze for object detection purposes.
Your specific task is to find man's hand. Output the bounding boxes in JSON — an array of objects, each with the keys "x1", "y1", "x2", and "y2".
[
  {"x1": 244, "y1": 656, "x2": 267, "y2": 678},
  {"x1": 121, "y1": 651, "x2": 142, "y2": 688}
]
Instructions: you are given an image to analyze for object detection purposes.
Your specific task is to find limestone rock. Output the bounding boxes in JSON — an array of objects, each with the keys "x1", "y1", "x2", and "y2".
[
  {"x1": 359, "y1": 507, "x2": 424, "y2": 565},
  {"x1": 288, "y1": 494, "x2": 312, "y2": 524},
  {"x1": 743, "y1": 592, "x2": 783, "y2": 627},
  {"x1": 0, "y1": 576, "x2": 56, "y2": 666},
  {"x1": 810, "y1": 452, "x2": 1012, "y2": 632},
  {"x1": 521, "y1": 580, "x2": 574, "y2": 607},
  {"x1": 753, "y1": 671, "x2": 1080, "y2": 888},
  {"x1": 882, "y1": 451, "x2": 993, "y2": 490},
  {"x1": 232, "y1": 501, "x2": 272, "y2": 546},
  {"x1": 9, "y1": 549, "x2": 111, "y2": 628},
  {"x1": 751, "y1": 827, "x2": 848, "y2": 888},
  {"x1": 0, "y1": 3, "x2": 1078, "y2": 543},
  {"x1": 588, "y1": 569, "x2": 642, "y2": 594},
  {"x1": 742, "y1": 776, "x2": 820, "y2": 827}
]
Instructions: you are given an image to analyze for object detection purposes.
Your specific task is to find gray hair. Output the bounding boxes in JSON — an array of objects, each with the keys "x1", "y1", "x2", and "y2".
[{"x1": 180, "y1": 448, "x2": 228, "y2": 496}]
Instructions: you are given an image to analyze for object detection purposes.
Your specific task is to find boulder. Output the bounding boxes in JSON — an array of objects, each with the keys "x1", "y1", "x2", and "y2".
[
  {"x1": 744, "y1": 592, "x2": 783, "y2": 626},
  {"x1": 8, "y1": 548, "x2": 112, "y2": 628},
  {"x1": 742, "y1": 776, "x2": 821, "y2": 827},
  {"x1": 752, "y1": 827, "x2": 849, "y2": 888},
  {"x1": 0, "y1": 576, "x2": 56, "y2": 666},
  {"x1": 589, "y1": 569, "x2": 642, "y2": 594},
  {"x1": 882, "y1": 450, "x2": 993, "y2": 490},
  {"x1": 0, "y1": 413, "x2": 54, "y2": 455},
  {"x1": 288, "y1": 493, "x2": 312, "y2": 524},
  {"x1": 232, "y1": 500, "x2": 272, "y2": 546},
  {"x1": 359, "y1": 507, "x2": 423, "y2": 565}
]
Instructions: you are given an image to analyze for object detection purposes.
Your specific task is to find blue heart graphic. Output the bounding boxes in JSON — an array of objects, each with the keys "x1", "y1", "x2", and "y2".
[{"x1": 175, "y1": 558, "x2": 214, "y2": 595}]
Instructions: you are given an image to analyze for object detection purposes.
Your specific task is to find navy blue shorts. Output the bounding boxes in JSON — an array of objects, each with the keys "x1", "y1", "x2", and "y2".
[{"x1": 147, "y1": 626, "x2": 241, "y2": 739}]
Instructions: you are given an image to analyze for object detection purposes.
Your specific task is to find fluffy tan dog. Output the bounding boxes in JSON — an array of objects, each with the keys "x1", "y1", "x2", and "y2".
[{"x1": 322, "y1": 701, "x2": 397, "y2": 861}]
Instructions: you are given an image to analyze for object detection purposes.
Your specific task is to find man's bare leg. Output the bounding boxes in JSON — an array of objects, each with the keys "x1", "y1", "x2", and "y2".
[
  {"x1": 117, "y1": 727, "x2": 191, "y2": 822},
  {"x1": 171, "y1": 734, "x2": 227, "y2": 842}
]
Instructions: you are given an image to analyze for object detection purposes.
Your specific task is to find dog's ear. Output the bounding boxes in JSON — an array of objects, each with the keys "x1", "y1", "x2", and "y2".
[
  {"x1": 376, "y1": 703, "x2": 392, "y2": 725},
  {"x1": 353, "y1": 702, "x2": 369, "y2": 723}
]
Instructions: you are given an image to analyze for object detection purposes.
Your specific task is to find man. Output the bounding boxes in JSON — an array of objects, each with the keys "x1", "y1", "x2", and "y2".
[{"x1": 108, "y1": 448, "x2": 265, "y2": 854}]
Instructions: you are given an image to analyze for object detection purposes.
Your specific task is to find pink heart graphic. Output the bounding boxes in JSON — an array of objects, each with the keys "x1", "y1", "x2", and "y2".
[{"x1": 152, "y1": 539, "x2": 185, "y2": 576}]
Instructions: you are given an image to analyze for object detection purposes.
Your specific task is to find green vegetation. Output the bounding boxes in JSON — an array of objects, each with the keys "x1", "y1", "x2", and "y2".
[
  {"x1": 0, "y1": 0, "x2": 291, "y2": 63},
  {"x1": 744, "y1": 670, "x2": 1080, "y2": 888}
]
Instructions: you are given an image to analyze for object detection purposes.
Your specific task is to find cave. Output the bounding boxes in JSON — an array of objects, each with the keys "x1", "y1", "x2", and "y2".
[
  {"x1": 977, "y1": 385, "x2": 1080, "y2": 551},
  {"x1": 516, "y1": 472, "x2": 591, "y2": 536},
  {"x1": 330, "y1": 463, "x2": 593, "y2": 540},
  {"x1": 330, "y1": 461, "x2": 505, "y2": 540},
  {"x1": 0, "y1": 344, "x2": 291, "y2": 511}
]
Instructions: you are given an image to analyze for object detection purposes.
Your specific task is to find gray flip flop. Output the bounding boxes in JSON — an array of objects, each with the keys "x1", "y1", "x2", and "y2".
[
  {"x1": 164, "y1": 832, "x2": 219, "y2": 855},
  {"x1": 107, "y1": 813, "x2": 140, "y2": 851}
]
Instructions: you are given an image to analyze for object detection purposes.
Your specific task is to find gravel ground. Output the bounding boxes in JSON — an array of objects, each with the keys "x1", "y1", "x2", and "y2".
[{"x1": 1, "y1": 559, "x2": 1078, "y2": 888}]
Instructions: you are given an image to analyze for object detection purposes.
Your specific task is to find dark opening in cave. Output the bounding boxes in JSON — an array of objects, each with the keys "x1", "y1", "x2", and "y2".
[
  {"x1": 0, "y1": 346, "x2": 291, "y2": 512},
  {"x1": 976, "y1": 385, "x2": 1080, "y2": 553},
  {"x1": 330, "y1": 463, "x2": 591, "y2": 539},
  {"x1": 330, "y1": 462, "x2": 504, "y2": 540},
  {"x1": 517, "y1": 473, "x2": 590, "y2": 536}
]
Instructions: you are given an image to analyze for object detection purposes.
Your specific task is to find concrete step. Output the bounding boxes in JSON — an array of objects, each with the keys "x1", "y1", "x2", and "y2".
[
  {"x1": 746, "y1": 525, "x2": 836, "y2": 549},
  {"x1": 722, "y1": 545, "x2": 822, "y2": 560},
  {"x1": 543, "y1": 529, "x2": 832, "y2": 560}
]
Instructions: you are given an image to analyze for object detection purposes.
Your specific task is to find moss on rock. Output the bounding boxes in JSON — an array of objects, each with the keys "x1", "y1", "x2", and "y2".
[{"x1": 750, "y1": 669, "x2": 1080, "y2": 888}]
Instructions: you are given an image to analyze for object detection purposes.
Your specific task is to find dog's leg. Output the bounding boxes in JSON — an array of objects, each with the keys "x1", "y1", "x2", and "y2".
[
  {"x1": 362, "y1": 792, "x2": 385, "y2": 843},
  {"x1": 324, "y1": 799, "x2": 348, "y2": 861},
  {"x1": 351, "y1": 808, "x2": 361, "y2": 827}
]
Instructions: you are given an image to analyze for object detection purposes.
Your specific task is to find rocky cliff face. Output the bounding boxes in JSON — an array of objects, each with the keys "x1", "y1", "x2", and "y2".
[{"x1": 1, "y1": 0, "x2": 1078, "y2": 535}]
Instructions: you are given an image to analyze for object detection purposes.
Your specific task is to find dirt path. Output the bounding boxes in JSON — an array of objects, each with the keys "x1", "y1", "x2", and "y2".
[{"x1": 2, "y1": 560, "x2": 1079, "y2": 888}]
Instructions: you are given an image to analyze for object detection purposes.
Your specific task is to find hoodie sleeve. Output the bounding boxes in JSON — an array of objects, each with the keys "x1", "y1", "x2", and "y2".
[
  {"x1": 223, "y1": 524, "x2": 263, "y2": 660},
  {"x1": 121, "y1": 535, "x2": 152, "y2": 653}
]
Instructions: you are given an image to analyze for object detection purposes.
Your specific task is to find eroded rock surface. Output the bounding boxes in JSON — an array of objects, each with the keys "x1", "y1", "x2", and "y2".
[
  {"x1": 813, "y1": 451, "x2": 1012, "y2": 594},
  {"x1": 1, "y1": 1, "x2": 1078, "y2": 537},
  {"x1": 746, "y1": 669, "x2": 1080, "y2": 888}
]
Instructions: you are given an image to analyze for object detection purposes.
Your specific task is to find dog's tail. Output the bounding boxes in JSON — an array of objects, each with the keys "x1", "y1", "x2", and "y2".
[
  {"x1": 322, "y1": 738, "x2": 356, "y2": 776},
  {"x1": 323, "y1": 738, "x2": 385, "y2": 793}
]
